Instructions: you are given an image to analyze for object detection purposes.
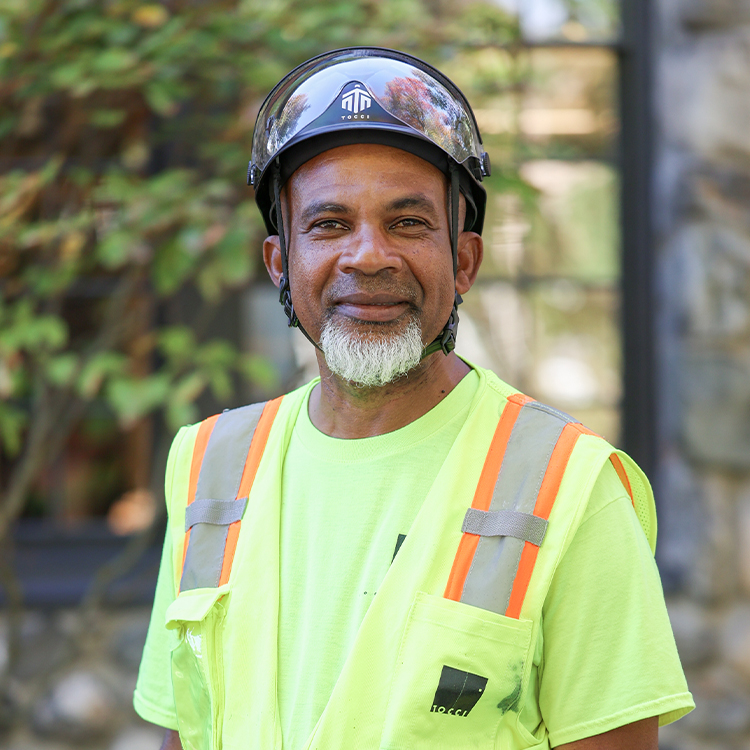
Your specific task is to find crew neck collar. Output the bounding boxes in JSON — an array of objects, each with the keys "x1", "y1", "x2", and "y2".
[{"x1": 294, "y1": 367, "x2": 480, "y2": 463}]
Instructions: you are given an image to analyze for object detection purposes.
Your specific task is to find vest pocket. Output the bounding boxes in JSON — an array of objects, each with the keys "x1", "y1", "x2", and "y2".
[
  {"x1": 380, "y1": 591, "x2": 534, "y2": 750},
  {"x1": 166, "y1": 587, "x2": 228, "y2": 750}
]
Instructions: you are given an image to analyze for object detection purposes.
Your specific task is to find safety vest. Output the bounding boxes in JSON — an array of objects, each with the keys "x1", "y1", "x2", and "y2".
[{"x1": 163, "y1": 369, "x2": 656, "y2": 750}]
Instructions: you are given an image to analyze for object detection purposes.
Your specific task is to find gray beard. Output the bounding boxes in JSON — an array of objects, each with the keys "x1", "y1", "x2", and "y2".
[{"x1": 319, "y1": 315, "x2": 424, "y2": 387}]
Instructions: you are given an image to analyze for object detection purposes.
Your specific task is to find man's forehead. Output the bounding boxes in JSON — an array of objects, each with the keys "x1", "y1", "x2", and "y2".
[{"x1": 287, "y1": 143, "x2": 448, "y2": 193}]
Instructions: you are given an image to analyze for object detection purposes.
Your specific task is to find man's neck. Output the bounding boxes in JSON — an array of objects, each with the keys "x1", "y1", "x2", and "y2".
[{"x1": 308, "y1": 351, "x2": 471, "y2": 438}]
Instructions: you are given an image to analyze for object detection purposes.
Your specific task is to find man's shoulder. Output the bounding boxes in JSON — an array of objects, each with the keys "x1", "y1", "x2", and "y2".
[
  {"x1": 468, "y1": 363, "x2": 604, "y2": 436},
  {"x1": 460, "y1": 360, "x2": 523, "y2": 403}
]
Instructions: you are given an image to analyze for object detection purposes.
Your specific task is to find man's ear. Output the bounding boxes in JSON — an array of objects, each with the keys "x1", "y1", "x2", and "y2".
[
  {"x1": 455, "y1": 231, "x2": 483, "y2": 295},
  {"x1": 263, "y1": 235, "x2": 283, "y2": 288}
]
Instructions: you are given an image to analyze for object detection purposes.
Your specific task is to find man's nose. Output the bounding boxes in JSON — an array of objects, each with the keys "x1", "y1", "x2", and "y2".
[{"x1": 337, "y1": 225, "x2": 403, "y2": 275}]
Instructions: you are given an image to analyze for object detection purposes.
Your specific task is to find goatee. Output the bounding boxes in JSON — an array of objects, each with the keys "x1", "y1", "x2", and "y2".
[{"x1": 319, "y1": 315, "x2": 424, "y2": 387}]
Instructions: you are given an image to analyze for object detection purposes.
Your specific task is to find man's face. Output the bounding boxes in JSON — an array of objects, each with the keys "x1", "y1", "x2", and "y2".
[{"x1": 279, "y1": 144, "x2": 458, "y2": 362}]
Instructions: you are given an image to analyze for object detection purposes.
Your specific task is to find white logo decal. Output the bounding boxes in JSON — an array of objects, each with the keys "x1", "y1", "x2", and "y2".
[{"x1": 341, "y1": 86, "x2": 372, "y2": 115}]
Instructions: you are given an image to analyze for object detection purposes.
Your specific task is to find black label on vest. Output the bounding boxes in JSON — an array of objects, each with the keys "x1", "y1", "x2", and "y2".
[{"x1": 430, "y1": 665, "x2": 488, "y2": 717}]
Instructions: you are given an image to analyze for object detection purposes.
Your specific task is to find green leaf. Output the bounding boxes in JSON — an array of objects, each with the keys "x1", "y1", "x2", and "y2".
[
  {"x1": 195, "y1": 262, "x2": 224, "y2": 302},
  {"x1": 158, "y1": 326, "x2": 196, "y2": 361},
  {"x1": 214, "y1": 224, "x2": 254, "y2": 285},
  {"x1": 196, "y1": 339, "x2": 235, "y2": 369},
  {"x1": 166, "y1": 399, "x2": 199, "y2": 431},
  {"x1": 170, "y1": 371, "x2": 206, "y2": 405},
  {"x1": 51, "y1": 62, "x2": 86, "y2": 89},
  {"x1": 39, "y1": 155, "x2": 65, "y2": 184},
  {"x1": 77, "y1": 351, "x2": 128, "y2": 398},
  {"x1": 0, "y1": 402, "x2": 27, "y2": 457},
  {"x1": 46, "y1": 353, "x2": 78, "y2": 387},
  {"x1": 92, "y1": 48, "x2": 137, "y2": 73},
  {"x1": 207, "y1": 368, "x2": 232, "y2": 401},
  {"x1": 90, "y1": 109, "x2": 127, "y2": 128},
  {"x1": 0, "y1": 302, "x2": 69, "y2": 353},
  {"x1": 152, "y1": 238, "x2": 197, "y2": 295},
  {"x1": 106, "y1": 373, "x2": 171, "y2": 427},
  {"x1": 98, "y1": 230, "x2": 133, "y2": 268},
  {"x1": 144, "y1": 80, "x2": 178, "y2": 115},
  {"x1": 239, "y1": 354, "x2": 278, "y2": 390}
]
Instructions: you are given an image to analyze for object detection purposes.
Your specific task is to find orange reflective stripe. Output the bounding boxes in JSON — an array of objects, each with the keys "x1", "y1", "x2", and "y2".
[
  {"x1": 609, "y1": 453, "x2": 634, "y2": 508},
  {"x1": 217, "y1": 396, "x2": 283, "y2": 586},
  {"x1": 179, "y1": 414, "x2": 220, "y2": 592},
  {"x1": 444, "y1": 393, "x2": 531, "y2": 601},
  {"x1": 237, "y1": 396, "x2": 283, "y2": 498},
  {"x1": 444, "y1": 534, "x2": 481, "y2": 602},
  {"x1": 472, "y1": 393, "x2": 533, "y2": 514},
  {"x1": 187, "y1": 415, "x2": 221, "y2": 506},
  {"x1": 504, "y1": 422, "x2": 582, "y2": 619},
  {"x1": 218, "y1": 521, "x2": 242, "y2": 588},
  {"x1": 531, "y1": 422, "x2": 580, "y2": 522}
]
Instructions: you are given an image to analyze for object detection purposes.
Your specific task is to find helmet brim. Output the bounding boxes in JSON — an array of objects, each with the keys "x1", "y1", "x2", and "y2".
[{"x1": 255, "y1": 126, "x2": 485, "y2": 236}]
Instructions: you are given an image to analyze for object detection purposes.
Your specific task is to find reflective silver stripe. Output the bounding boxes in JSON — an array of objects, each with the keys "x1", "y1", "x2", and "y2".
[
  {"x1": 459, "y1": 402, "x2": 575, "y2": 615},
  {"x1": 185, "y1": 497, "x2": 249, "y2": 531},
  {"x1": 181, "y1": 402, "x2": 266, "y2": 591},
  {"x1": 180, "y1": 524, "x2": 230, "y2": 592},
  {"x1": 461, "y1": 508, "x2": 548, "y2": 547}
]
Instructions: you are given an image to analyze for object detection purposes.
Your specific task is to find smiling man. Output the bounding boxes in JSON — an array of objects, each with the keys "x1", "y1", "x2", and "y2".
[{"x1": 134, "y1": 48, "x2": 693, "y2": 750}]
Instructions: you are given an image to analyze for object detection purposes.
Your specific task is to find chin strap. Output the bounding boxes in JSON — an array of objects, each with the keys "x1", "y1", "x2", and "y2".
[
  {"x1": 421, "y1": 291, "x2": 462, "y2": 358},
  {"x1": 273, "y1": 158, "x2": 462, "y2": 359},
  {"x1": 421, "y1": 161, "x2": 462, "y2": 359}
]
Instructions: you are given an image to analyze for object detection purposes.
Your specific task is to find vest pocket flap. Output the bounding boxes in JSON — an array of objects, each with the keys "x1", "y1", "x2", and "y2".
[
  {"x1": 165, "y1": 585, "x2": 229, "y2": 628},
  {"x1": 410, "y1": 592, "x2": 533, "y2": 648}
]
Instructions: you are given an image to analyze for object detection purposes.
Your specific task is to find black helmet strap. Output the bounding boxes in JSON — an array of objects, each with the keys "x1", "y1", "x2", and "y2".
[
  {"x1": 272, "y1": 156, "x2": 462, "y2": 360},
  {"x1": 421, "y1": 161, "x2": 462, "y2": 358},
  {"x1": 272, "y1": 161, "x2": 322, "y2": 351}
]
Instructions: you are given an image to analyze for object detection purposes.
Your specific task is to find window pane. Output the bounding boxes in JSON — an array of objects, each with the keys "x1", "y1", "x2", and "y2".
[
  {"x1": 460, "y1": 46, "x2": 618, "y2": 161},
  {"x1": 451, "y1": 41, "x2": 622, "y2": 440},
  {"x1": 493, "y1": 0, "x2": 620, "y2": 43}
]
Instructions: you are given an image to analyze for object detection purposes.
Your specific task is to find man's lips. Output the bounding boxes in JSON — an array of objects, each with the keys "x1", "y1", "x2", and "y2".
[{"x1": 333, "y1": 292, "x2": 411, "y2": 322}]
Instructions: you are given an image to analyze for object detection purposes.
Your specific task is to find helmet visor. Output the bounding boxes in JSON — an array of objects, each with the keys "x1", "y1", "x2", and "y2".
[{"x1": 251, "y1": 48, "x2": 486, "y2": 181}]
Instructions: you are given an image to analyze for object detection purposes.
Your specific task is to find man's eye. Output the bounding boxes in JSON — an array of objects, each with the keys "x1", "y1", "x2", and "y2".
[
  {"x1": 393, "y1": 217, "x2": 424, "y2": 228},
  {"x1": 314, "y1": 219, "x2": 346, "y2": 230}
]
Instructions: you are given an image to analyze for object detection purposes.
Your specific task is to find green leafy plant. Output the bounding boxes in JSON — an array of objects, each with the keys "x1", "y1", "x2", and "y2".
[{"x1": 0, "y1": 0, "x2": 519, "y2": 538}]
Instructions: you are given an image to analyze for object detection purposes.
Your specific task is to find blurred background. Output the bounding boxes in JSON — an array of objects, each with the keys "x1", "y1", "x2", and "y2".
[{"x1": 0, "y1": 0, "x2": 747, "y2": 748}]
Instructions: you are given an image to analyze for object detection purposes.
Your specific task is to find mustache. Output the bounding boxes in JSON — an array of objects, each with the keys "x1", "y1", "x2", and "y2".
[{"x1": 324, "y1": 272, "x2": 421, "y2": 309}]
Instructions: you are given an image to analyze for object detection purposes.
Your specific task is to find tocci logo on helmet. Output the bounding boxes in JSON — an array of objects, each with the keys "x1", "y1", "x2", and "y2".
[{"x1": 341, "y1": 85, "x2": 371, "y2": 119}]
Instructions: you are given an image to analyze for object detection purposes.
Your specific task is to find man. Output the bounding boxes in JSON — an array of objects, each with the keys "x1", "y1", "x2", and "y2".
[{"x1": 134, "y1": 48, "x2": 693, "y2": 749}]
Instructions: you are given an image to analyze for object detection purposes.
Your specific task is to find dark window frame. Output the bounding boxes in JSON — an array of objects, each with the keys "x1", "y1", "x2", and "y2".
[{"x1": 618, "y1": 0, "x2": 656, "y2": 478}]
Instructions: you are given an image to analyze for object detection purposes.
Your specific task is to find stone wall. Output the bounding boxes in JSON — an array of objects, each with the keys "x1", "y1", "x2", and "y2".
[
  {"x1": 0, "y1": 608, "x2": 162, "y2": 750},
  {"x1": 654, "y1": 1, "x2": 750, "y2": 748}
]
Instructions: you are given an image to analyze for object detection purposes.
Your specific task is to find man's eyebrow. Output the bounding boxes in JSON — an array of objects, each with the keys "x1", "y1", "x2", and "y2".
[
  {"x1": 386, "y1": 194, "x2": 439, "y2": 216},
  {"x1": 299, "y1": 201, "x2": 350, "y2": 224},
  {"x1": 298, "y1": 194, "x2": 440, "y2": 224}
]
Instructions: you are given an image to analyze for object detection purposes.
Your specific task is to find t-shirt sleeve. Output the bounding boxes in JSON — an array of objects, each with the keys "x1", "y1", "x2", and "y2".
[
  {"x1": 133, "y1": 526, "x2": 179, "y2": 729},
  {"x1": 133, "y1": 425, "x2": 195, "y2": 730},
  {"x1": 539, "y1": 461, "x2": 694, "y2": 747}
]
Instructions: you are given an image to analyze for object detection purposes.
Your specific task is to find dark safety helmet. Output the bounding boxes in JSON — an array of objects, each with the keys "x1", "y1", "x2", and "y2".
[{"x1": 248, "y1": 47, "x2": 491, "y2": 357}]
